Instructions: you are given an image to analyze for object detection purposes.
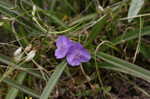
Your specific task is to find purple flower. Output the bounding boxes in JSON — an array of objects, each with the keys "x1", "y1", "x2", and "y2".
[
  {"x1": 55, "y1": 36, "x2": 91, "y2": 66},
  {"x1": 66, "y1": 43, "x2": 91, "y2": 66},
  {"x1": 55, "y1": 36, "x2": 72, "y2": 59}
]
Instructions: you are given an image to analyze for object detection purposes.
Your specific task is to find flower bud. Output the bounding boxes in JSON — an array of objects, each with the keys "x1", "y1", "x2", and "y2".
[
  {"x1": 25, "y1": 50, "x2": 36, "y2": 62},
  {"x1": 14, "y1": 47, "x2": 23, "y2": 57}
]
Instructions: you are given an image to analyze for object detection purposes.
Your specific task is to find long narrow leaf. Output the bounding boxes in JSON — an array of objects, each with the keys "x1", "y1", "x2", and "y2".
[
  {"x1": 5, "y1": 72, "x2": 27, "y2": 99},
  {"x1": 0, "y1": 54, "x2": 43, "y2": 79},
  {"x1": 2, "y1": 76, "x2": 40, "y2": 98},
  {"x1": 87, "y1": 15, "x2": 108, "y2": 45},
  {"x1": 112, "y1": 26, "x2": 150, "y2": 45},
  {"x1": 98, "y1": 62, "x2": 145, "y2": 77},
  {"x1": 40, "y1": 61, "x2": 67, "y2": 99},
  {"x1": 140, "y1": 43, "x2": 150, "y2": 59},
  {"x1": 0, "y1": 1, "x2": 43, "y2": 33},
  {"x1": 128, "y1": 0, "x2": 144, "y2": 22},
  {"x1": 97, "y1": 52, "x2": 150, "y2": 82},
  {"x1": 22, "y1": 0, "x2": 67, "y2": 28}
]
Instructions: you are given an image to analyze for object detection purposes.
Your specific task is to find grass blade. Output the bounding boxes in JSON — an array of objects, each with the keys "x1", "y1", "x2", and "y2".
[
  {"x1": 140, "y1": 43, "x2": 150, "y2": 59},
  {"x1": 40, "y1": 61, "x2": 67, "y2": 99},
  {"x1": 128, "y1": 0, "x2": 144, "y2": 22},
  {"x1": 87, "y1": 15, "x2": 108, "y2": 45},
  {"x1": 96, "y1": 52, "x2": 150, "y2": 82},
  {"x1": 98, "y1": 62, "x2": 145, "y2": 78},
  {"x1": 5, "y1": 72, "x2": 27, "y2": 99},
  {"x1": 70, "y1": 13, "x2": 97, "y2": 25},
  {"x1": 0, "y1": 54, "x2": 43, "y2": 80},
  {"x1": 22, "y1": 0, "x2": 67, "y2": 28},
  {"x1": 2, "y1": 77, "x2": 40, "y2": 98},
  {"x1": 112, "y1": 26, "x2": 150, "y2": 45},
  {"x1": 0, "y1": 1, "x2": 42, "y2": 33}
]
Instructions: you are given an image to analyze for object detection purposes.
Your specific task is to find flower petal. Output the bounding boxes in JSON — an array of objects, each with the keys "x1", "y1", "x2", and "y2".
[
  {"x1": 79, "y1": 49, "x2": 91, "y2": 62},
  {"x1": 66, "y1": 53, "x2": 81, "y2": 66},
  {"x1": 66, "y1": 42, "x2": 91, "y2": 66},
  {"x1": 55, "y1": 48, "x2": 68, "y2": 59},
  {"x1": 56, "y1": 35, "x2": 72, "y2": 48},
  {"x1": 55, "y1": 35, "x2": 73, "y2": 59}
]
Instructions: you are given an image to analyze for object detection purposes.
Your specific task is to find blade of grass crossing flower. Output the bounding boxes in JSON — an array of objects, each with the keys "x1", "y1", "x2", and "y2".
[
  {"x1": 5, "y1": 72, "x2": 27, "y2": 99},
  {"x1": 40, "y1": 61, "x2": 67, "y2": 99},
  {"x1": 96, "y1": 52, "x2": 150, "y2": 82}
]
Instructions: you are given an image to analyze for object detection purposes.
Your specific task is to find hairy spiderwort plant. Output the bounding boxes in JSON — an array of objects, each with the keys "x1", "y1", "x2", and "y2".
[{"x1": 55, "y1": 36, "x2": 91, "y2": 66}]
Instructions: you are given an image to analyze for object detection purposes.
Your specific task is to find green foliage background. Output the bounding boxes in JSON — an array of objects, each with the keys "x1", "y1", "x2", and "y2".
[{"x1": 0, "y1": 0, "x2": 150, "y2": 99}]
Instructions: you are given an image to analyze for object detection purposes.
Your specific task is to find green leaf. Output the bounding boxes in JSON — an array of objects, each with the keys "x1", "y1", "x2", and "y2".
[
  {"x1": 87, "y1": 15, "x2": 108, "y2": 45},
  {"x1": 112, "y1": 26, "x2": 150, "y2": 45},
  {"x1": 2, "y1": 77, "x2": 40, "y2": 98},
  {"x1": 96, "y1": 52, "x2": 150, "y2": 82},
  {"x1": 0, "y1": 1, "x2": 17, "y2": 17},
  {"x1": 0, "y1": 1, "x2": 42, "y2": 33},
  {"x1": 40, "y1": 61, "x2": 67, "y2": 99},
  {"x1": 128, "y1": 0, "x2": 144, "y2": 22},
  {"x1": 63, "y1": 0, "x2": 76, "y2": 13},
  {"x1": 5, "y1": 72, "x2": 27, "y2": 99},
  {"x1": 70, "y1": 13, "x2": 97, "y2": 25},
  {"x1": 0, "y1": 54, "x2": 43, "y2": 80},
  {"x1": 22, "y1": 0, "x2": 67, "y2": 28},
  {"x1": 140, "y1": 43, "x2": 150, "y2": 59},
  {"x1": 98, "y1": 62, "x2": 142, "y2": 76}
]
